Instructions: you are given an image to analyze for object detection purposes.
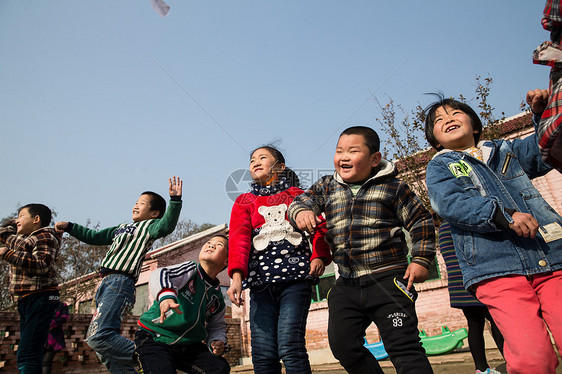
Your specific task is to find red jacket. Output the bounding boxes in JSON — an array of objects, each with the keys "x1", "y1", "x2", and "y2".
[{"x1": 228, "y1": 186, "x2": 330, "y2": 280}]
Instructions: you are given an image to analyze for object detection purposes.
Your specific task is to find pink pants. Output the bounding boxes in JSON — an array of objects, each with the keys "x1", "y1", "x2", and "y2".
[{"x1": 475, "y1": 271, "x2": 562, "y2": 374}]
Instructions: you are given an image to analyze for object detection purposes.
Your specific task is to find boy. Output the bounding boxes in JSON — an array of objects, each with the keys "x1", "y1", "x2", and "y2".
[
  {"x1": 55, "y1": 176, "x2": 183, "y2": 374},
  {"x1": 425, "y1": 91, "x2": 562, "y2": 373},
  {"x1": 288, "y1": 126, "x2": 435, "y2": 374},
  {"x1": 135, "y1": 235, "x2": 230, "y2": 374},
  {"x1": 0, "y1": 203, "x2": 61, "y2": 373}
]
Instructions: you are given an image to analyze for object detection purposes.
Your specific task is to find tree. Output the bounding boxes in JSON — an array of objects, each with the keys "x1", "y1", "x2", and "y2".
[
  {"x1": 0, "y1": 213, "x2": 17, "y2": 311},
  {"x1": 376, "y1": 75, "x2": 523, "y2": 212},
  {"x1": 152, "y1": 219, "x2": 216, "y2": 248}
]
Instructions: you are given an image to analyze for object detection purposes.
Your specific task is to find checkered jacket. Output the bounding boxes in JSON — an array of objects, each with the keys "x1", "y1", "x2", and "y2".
[
  {"x1": 288, "y1": 160, "x2": 435, "y2": 279},
  {"x1": 0, "y1": 222, "x2": 60, "y2": 300}
]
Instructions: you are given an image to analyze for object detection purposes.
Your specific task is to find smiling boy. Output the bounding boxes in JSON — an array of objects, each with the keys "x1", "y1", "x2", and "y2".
[
  {"x1": 55, "y1": 177, "x2": 183, "y2": 374},
  {"x1": 0, "y1": 203, "x2": 61, "y2": 373},
  {"x1": 288, "y1": 126, "x2": 435, "y2": 374},
  {"x1": 135, "y1": 235, "x2": 230, "y2": 374}
]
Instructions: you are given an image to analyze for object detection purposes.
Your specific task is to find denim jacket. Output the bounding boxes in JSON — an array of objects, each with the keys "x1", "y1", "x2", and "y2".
[{"x1": 426, "y1": 115, "x2": 562, "y2": 289}]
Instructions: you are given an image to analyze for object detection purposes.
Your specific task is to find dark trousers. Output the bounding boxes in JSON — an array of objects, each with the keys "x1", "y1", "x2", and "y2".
[
  {"x1": 327, "y1": 274, "x2": 433, "y2": 374},
  {"x1": 134, "y1": 329, "x2": 230, "y2": 374},
  {"x1": 461, "y1": 305, "x2": 505, "y2": 371},
  {"x1": 17, "y1": 291, "x2": 59, "y2": 374}
]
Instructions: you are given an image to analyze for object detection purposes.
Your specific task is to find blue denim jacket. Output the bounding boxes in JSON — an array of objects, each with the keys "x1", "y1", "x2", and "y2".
[{"x1": 426, "y1": 115, "x2": 562, "y2": 289}]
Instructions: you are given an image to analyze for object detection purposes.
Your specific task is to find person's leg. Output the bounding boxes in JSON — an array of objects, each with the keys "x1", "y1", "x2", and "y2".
[
  {"x1": 475, "y1": 275, "x2": 558, "y2": 374},
  {"x1": 276, "y1": 281, "x2": 312, "y2": 374},
  {"x1": 327, "y1": 280, "x2": 384, "y2": 374},
  {"x1": 462, "y1": 306, "x2": 489, "y2": 371},
  {"x1": 42, "y1": 347, "x2": 56, "y2": 374},
  {"x1": 533, "y1": 270, "x2": 562, "y2": 356},
  {"x1": 17, "y1": 291, "x2": 58, "y2": 374},
  {"x1": 176, "y1": 343, "x2": 230, "y2": 374},
  {"x1": 86, "y1": 274, "x2": 136, "y2": 374},
  {"x1": 371, "y1": 277, "x2": 433, "y2": 374},
  {"x1": 483, "y1": 308, "x2": 505, "y2": 357},
  {"x1": 134, "y1": 329, "x2": 177, "y2": 374},
  {"x1": 249, "y1": 286, "x2": 282, "y2": 374}
]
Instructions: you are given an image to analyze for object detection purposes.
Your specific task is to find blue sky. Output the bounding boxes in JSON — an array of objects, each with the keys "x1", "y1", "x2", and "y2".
[{"x1": 0, "y1": 1, "x2": 548, "y2": 228}]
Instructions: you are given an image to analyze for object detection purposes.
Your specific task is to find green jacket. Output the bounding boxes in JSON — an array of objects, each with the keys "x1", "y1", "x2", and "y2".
[{"x1": 138, "y1": 261, "x2": 226, "y2": 347}]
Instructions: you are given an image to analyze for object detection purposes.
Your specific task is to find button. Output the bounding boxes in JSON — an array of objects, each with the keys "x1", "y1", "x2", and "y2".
[{"x1": 539, "y1": 260, "x2": 547, "y2": 267}]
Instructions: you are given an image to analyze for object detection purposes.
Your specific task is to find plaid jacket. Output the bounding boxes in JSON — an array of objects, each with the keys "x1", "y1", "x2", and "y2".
[
  {"x1": 0, "y1": 222, "x2": 60, "y2": 300},
  {"x1": 288, "y1": 160, "x2": 435, "y2": 279}
]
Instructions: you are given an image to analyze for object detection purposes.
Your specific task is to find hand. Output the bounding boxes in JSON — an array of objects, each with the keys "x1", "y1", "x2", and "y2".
[
  {"x1": 169, "y1": 176, "x2": 183, "y2": 197},
  {"x1": 509, "y1": 212, "x2": 539, "y2": 239},
  {"x1": 227, "y1": 272, "x2": 244, "y2": 307},
  {"x1": 295, "y1": 210, "x2": 322, "y2": 235},
  {"x1": 309, "y1": 258, "x2": 325, "y2": 277},
  {"x1": 55, "y1": 222, "x2": 68, "y2": 232},
  {"x1": 210, "y1": 340, "x2": 225, "y2": 355},
  {"x1": 159, "y1": 298, "x2": 182, "y2": 323},
  {"x1": 526, "y1": 89, "x2": 549, "y2": 114},
  {"x1": 403, "y1": 262, "x2": 429, "y2": 290},
  {"x1": 0, "y1": 247, "x2": 7, "y2": 257}
]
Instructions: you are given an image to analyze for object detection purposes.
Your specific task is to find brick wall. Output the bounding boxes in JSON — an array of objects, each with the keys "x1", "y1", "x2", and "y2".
[{"x1": 0, "y1": 312, "x2": 242, "y2": 372}]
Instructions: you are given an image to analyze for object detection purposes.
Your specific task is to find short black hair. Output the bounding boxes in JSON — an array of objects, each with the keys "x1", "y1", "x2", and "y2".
[
  {"x1": 20, "y1": 203, "x2": 52, "y2": 227},
  {"x1": 424, "y1": 94, "x2": 483, "y2": 151},
  {"x1": 141, "y1": 191, "x2": 166, "y2": 219},
  {"x1": 339, "y1": 126, "x2": 380, "y2": 153},
  {"x1": 212, "y1": 234, "x2": 229, "y2": 250}
]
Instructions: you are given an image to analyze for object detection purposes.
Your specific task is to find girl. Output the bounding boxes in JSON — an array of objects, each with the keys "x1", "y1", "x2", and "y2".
[
  {"x1": 227, "y1": 146, "x2": 330, "y2": 374},
  {"x1": 425, "y1": 90, "x2": 562, "y2": 373}
]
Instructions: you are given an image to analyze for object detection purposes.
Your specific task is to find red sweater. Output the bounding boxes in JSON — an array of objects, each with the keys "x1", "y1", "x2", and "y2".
[{"x1": 228, "y1": 186, "x2": 330, "y2": 280}]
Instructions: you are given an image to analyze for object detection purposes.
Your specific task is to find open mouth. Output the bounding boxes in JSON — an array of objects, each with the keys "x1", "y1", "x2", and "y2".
[
  {"x1": 445, "y1": 125, "x2": 460, "y2": 133},
  {"x1": 341, "y1": 165, "x2": 352, "y2": 169}
]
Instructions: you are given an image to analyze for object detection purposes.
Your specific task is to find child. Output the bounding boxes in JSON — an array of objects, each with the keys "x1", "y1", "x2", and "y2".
[
  {"x1": 438, "y1": 222, "x2": 504, "y2": 374},
  {"x1": 227, "y1": 146, "x2": 331, "y2": 374},
  {"x1": 55, "y1": 176, "x2": 183, "y2": 374},
  {"x1": 533, "y1": 0, "x2": 562, "y2": 171},
  {"x1": 288, "y1": 127, "x2": 436, "y2": 374},
  {"x1": 0, "y1": 203, "x2": 61, "y2": 374},
  {"x1": 135, "y1": 235, "x2": 230, "y2": 374},
  {"x1": 42, "y1": 301, "x2": 70, "y2": 374},
  {"x1": 424, "y1": 91, "x2": 562, "y2": 373}
]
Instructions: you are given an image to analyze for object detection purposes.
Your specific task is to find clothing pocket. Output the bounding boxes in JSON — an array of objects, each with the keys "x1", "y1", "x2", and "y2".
[
  {"x1": 497, "y1": 152, "x2": 525, "y2": 180},
  {"x1": 458, "y1": 232, "x2": 476, "y2": 266},
  {"x1": 393, "y1": 278, "x2": 417, "y2": 303}
]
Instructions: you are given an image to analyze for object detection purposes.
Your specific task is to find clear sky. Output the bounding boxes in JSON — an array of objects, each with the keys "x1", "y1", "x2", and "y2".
[{"x1": 0, "y1": 1, "x2": 549, "y2": 228}]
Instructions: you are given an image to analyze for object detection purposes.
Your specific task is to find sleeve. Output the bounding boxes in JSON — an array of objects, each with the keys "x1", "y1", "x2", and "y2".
[
  {"x1": 509, "y1": 114, "x2": 553, "y2": 179},
  {"x1": 1, "y1": 231, "x2": 60, "y2": 275},
  {"x1": 206, "y1": 304, "x2": 227, "y2": 346},
  {"x1": 310, "y1": 217, "x2": 332, "y2": 265},
  {"x1": 68, "y1": 223, "x2": 117, "y2": 246},
  {"x1": 426, "y1": 157, "x2": 512, "y2": 233},
  {"x1": 394, "y1": 181, "x2": 436, "y2": 268},
  {"x1": 149, "y1": 260, "x2": 198, "y2": 303},
  {"x1": 227, "y1": 195, "x2": 254, "y2": 279},
  {"x1": 287, "y1": 177, "x2": 328, "y2": 226},
  {"x1": 0, "y1": 220, "x2": 16, "y2": 244},
  {"x1": 148, "y1": 199, "x2": 182, "y2": 239}
]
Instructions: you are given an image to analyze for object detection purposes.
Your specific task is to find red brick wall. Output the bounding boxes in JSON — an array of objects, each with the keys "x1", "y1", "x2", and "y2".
[{"x1": 0, "y1": 312, "x2": 242, "y2": 372}]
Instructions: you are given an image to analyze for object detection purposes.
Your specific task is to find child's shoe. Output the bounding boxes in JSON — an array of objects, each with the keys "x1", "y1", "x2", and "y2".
[{"x1": 475, "y1": 368, "x2": 501, "y2": 374}]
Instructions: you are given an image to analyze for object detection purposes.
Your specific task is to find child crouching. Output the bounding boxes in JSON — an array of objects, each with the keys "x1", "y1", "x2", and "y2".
[{"x1": 135, "y1": 235, "x2": 230, "y2": 374}]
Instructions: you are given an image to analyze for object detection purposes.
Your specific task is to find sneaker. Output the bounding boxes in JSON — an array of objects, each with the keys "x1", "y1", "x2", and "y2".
[{"x1": 475, "y1": 368, "x2": 501, "y2": 374}]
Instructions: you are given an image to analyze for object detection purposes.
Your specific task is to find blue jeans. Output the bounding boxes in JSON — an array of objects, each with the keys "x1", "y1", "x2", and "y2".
[
  {"x1": 17, "y1": 291, "x2": 59, "y2": 374},
  {"x1": 249, "y1": 281, "x2": 312, "y2": 374},
  {"x1": 86, "y1": 273, "x2": 136, "y2": 374}
]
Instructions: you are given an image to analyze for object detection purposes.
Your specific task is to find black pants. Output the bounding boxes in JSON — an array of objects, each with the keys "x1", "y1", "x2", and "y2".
[
  {"x1": 327, "y1": 273, "x2": 433, "y2": 374},
  {"x1": 462, "y1": 305, "x2": 505, "y2": 371},
  {"x1": 134, "y1": 330, "x2": 230, "y2": 374}
]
